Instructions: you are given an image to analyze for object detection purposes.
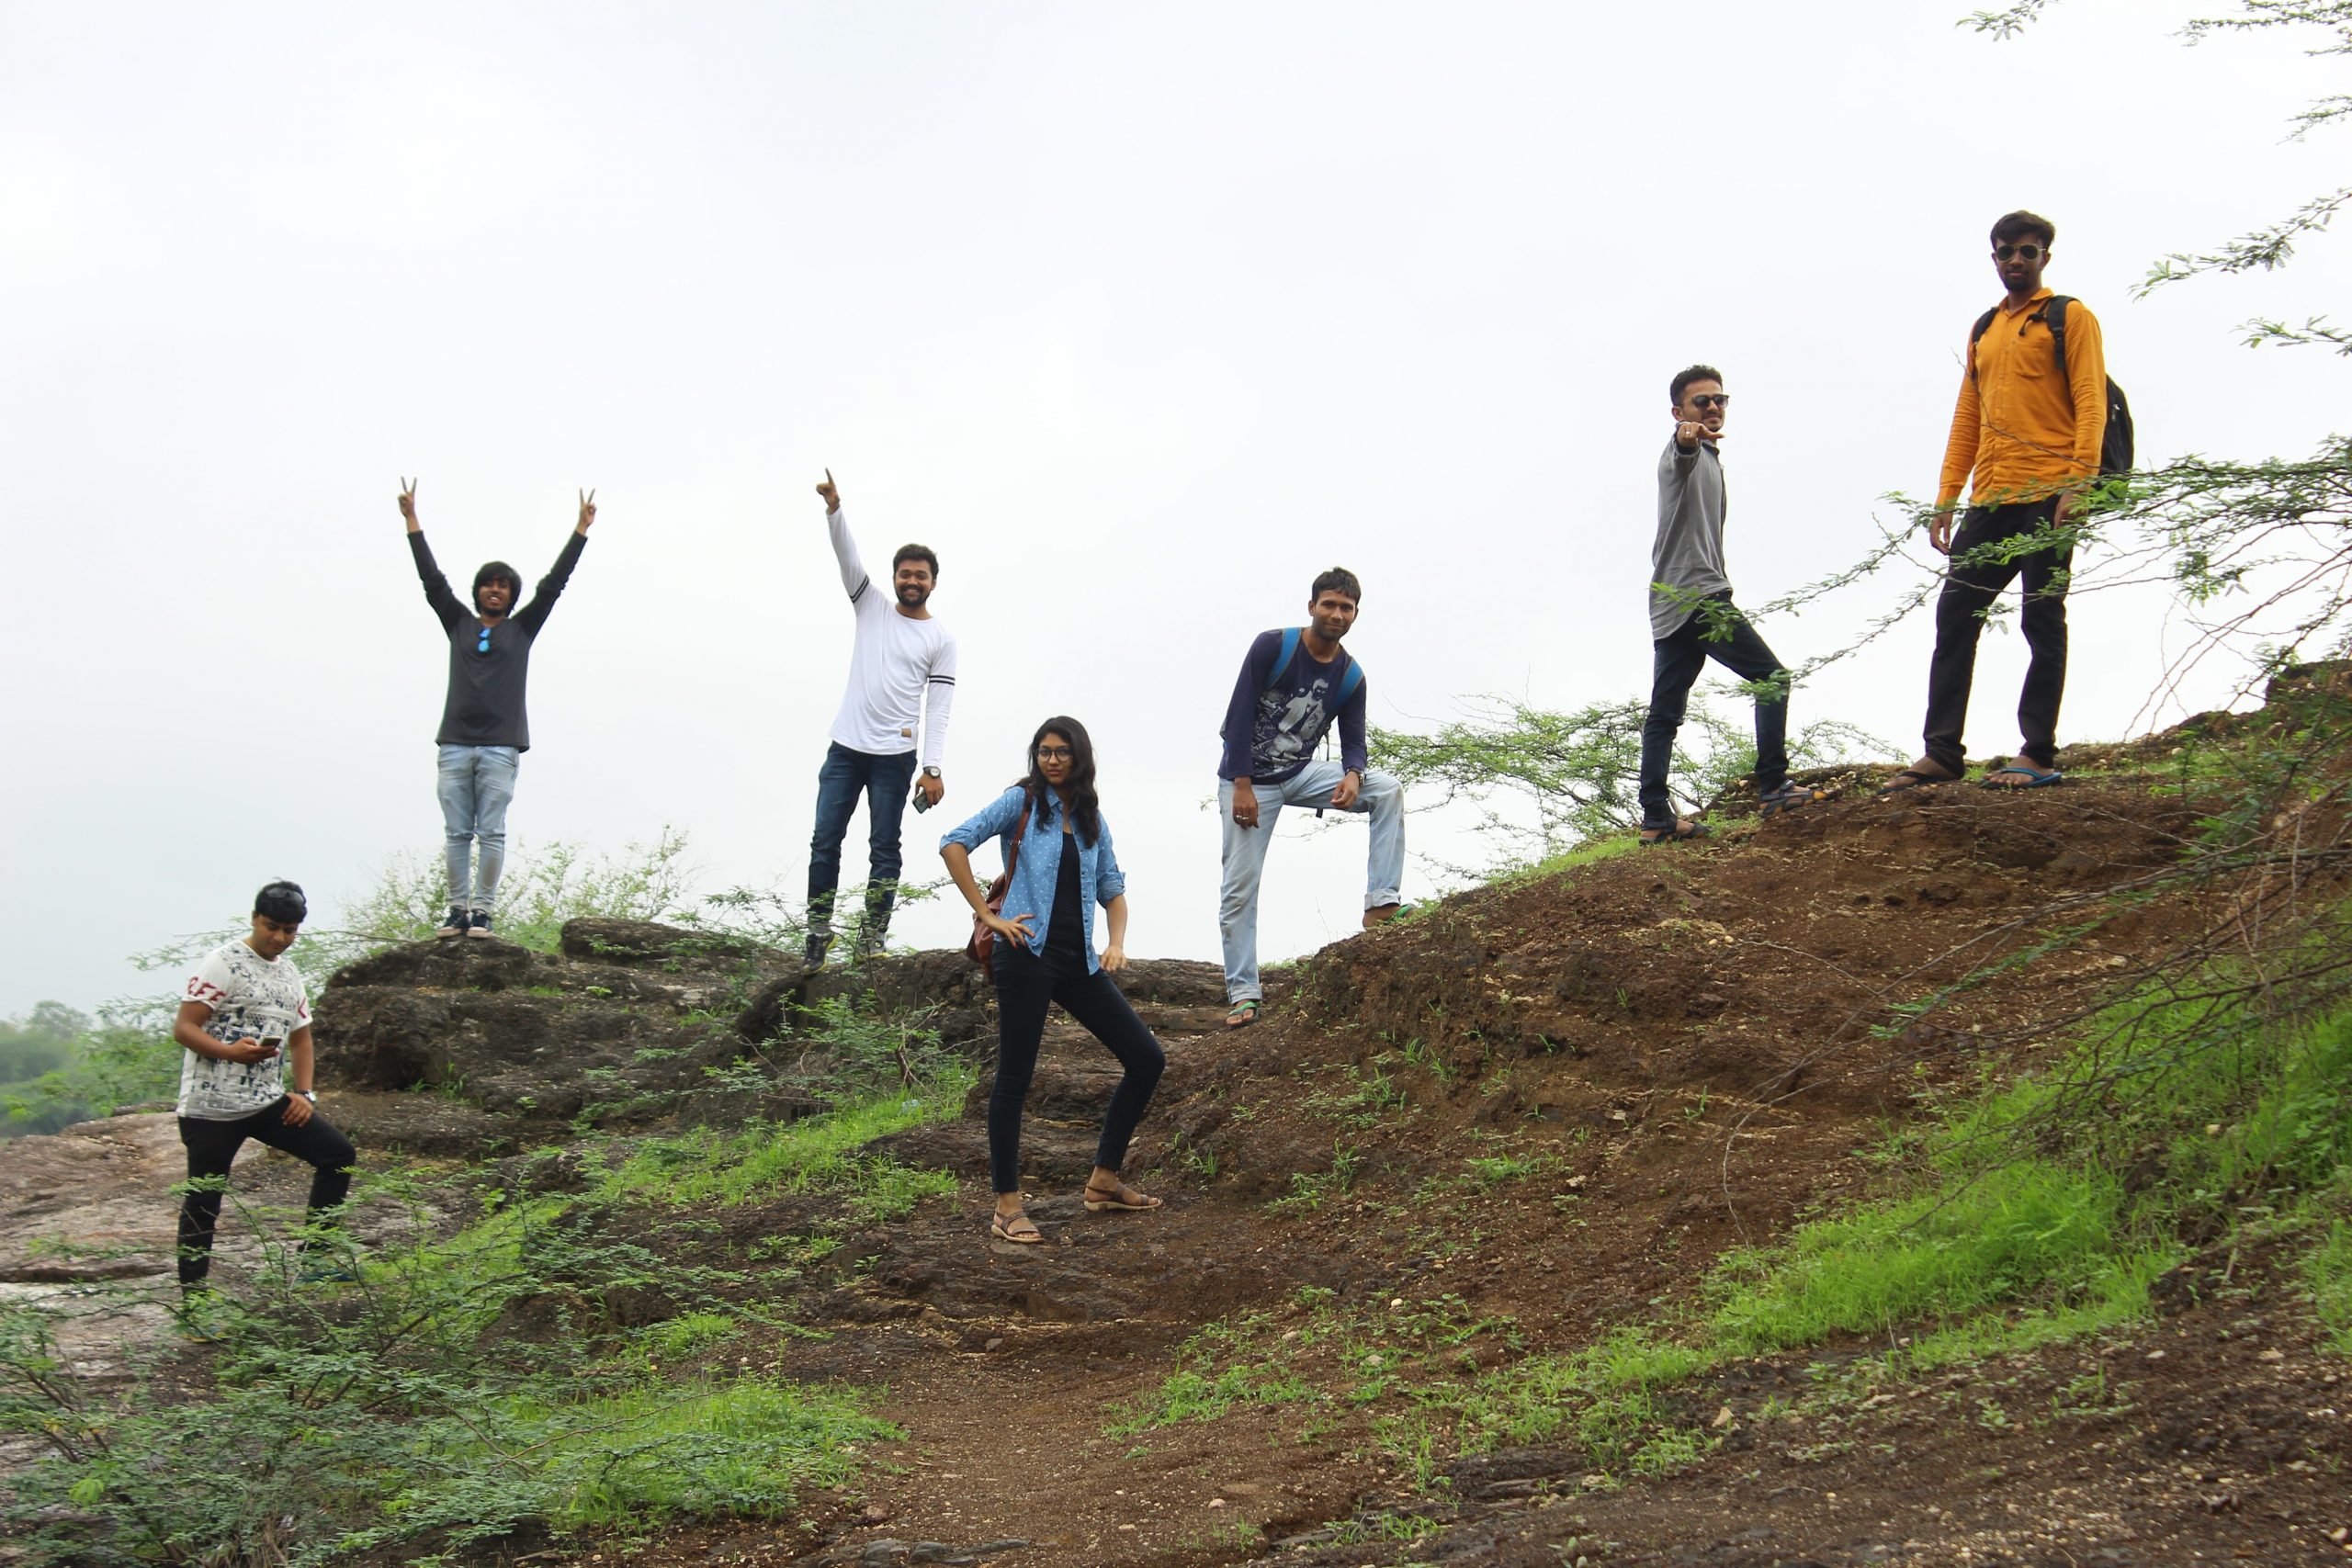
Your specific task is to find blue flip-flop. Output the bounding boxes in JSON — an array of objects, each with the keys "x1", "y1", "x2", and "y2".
[{"x1": 1980, "y1": 764, "x2": 2064, "y2": 789}]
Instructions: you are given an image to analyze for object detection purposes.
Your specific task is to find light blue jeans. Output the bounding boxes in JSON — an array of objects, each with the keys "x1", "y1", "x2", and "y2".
[
  {"x1": 436, "y1": 745, "x2": 519, "y2": 911},
  {"x1": 1218, "y1": 759, "x2": 1405, "y2": 1004}
]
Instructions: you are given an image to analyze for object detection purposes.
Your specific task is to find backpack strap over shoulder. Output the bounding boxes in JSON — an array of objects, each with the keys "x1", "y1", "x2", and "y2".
[
  {"x1": 2042, "y1": 295, "x2": 2074, "y2": 382},
  {"x1": 1261, "y1": 627, "x2": 1303, "y2": 693},
  {"x1": 1972, "y1": 298, "x2": 2075, "y2": 382},
  {"x1": 1262, "y1": 626, "x2": 1363, "y2": 709},
  {"x1": 1336, "y1": 656, "x2": 1365, "y2": 710},
  {"x1": 1967, "y1": 306, "x2": 1999, "y2": 382}
]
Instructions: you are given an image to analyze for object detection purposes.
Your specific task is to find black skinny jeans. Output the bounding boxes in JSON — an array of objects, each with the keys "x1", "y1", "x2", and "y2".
[
  {"x1": 1637, "y1": 592, "x2": 1791, "y2": 825},
  {"x1": 1923, "y1": 498, "x2": 2071, "y2": 775},
  {"x1": 176, "y1": 1100, "x2": 357, "y2": 1289},
  {"x1": 988, "y1": 943, "x2": 1166, "y2": 1196}
]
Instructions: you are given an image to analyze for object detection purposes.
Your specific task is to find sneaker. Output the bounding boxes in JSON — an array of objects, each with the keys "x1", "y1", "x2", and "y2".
[
  {"x1": 297, "y1": 1262, "x2": 357, "y2": 1286},
  {"x1": 435, "y1": 906, "x2": 468, "y2": 938},
  {"x1": 468, "y1": 910, "x2": 494, "y2": 940},
  {"x1": 803, "y1": 932, "x2": 832, "y2": 969},
  {"x1": 852, "y1": 930, "x2": 888, "y2": 963}
]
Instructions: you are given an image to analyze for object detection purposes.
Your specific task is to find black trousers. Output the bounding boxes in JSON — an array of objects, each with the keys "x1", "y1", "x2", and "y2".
[
  {"x1": 1637, "y1": 592, "x2": 1790, "y2": 825},
  {"x1": 1923, "y1": 498, "x2": 2071, "y2": 775},
  {"x1": 176, "y1": 1101, "x2": 356, "y2": 1289},
  {"x1": 988, "y1": 943, "x2": 1166, "y2": 1196}
]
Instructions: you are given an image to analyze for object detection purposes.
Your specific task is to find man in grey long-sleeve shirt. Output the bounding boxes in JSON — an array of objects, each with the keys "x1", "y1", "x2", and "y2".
[
  {"x1": 1635, "y1": 366, "x2": 1824, "y2": 843},
  {"x1": 400, "y1": 479, "x2": 597, "y2": 936}
]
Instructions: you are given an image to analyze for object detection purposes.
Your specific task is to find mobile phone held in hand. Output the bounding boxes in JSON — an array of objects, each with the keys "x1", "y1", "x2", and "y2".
[
  {"x1": 910, "y1": 779, "x2": 933, "y2": 813},
  {"x1": 257, "y1": 1036, "x2": 284, "y2": 1058}
]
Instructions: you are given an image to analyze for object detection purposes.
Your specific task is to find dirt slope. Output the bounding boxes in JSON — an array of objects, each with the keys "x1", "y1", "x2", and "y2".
[
  {"x1": 605, "y1": 765, "x2": 2346, "y2": 1568},
  {"x1": 6, "y1": 725, "x2": 2346, "y2": 1566}
]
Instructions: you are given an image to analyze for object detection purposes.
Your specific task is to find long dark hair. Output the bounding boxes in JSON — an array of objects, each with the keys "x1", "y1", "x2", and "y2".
[{"x1": 1014, "y1": 716, "x2": 1102, "y2": 847}]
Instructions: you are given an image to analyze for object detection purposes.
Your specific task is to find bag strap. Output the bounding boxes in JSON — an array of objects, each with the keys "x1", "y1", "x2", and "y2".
[
  {"x1": 2042, "y1": 295, "x2": 2074, "y2": 383},
  {"x1": 1969, "y1": 298, "x2": 2074, "y2": 383},
  {"x1": 1967, "y1": 306, "x2": 1998, "y2": 382},
  {"x1": 1001, "y1": 798, "x2": 1034, "y2": 882},
  {"x1": 1336, "y1": 656, "x2": 1364, "y2": 709},
  {"x1": 1261, "y1": 626, "x2": 1303, "y2": 693}
]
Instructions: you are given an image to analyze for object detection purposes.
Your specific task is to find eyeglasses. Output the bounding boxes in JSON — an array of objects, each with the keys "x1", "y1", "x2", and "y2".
[
  {"x1": 476, "y1": 626, "x2": 492, "y2": 654},
  {"x1": 1994, "y1": 243, "x2": 2045, "y2": 262},
  {"x1": 1688, "y1": 394, "x2": 1730, "y2": 412},
  {"x1": 1035, "y1": 746, "x2": 1073, "y2": 761}
]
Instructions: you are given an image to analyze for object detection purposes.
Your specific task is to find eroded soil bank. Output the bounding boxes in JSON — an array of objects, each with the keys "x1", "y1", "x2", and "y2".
[{"x1": 6, "y1": 716, "x2": 2348, "y2": 1565}]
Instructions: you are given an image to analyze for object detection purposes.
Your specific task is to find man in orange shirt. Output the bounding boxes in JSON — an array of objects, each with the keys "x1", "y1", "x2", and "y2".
[{"x1": 1883, "y1": 210, "x2": 2108, "y2": 794}]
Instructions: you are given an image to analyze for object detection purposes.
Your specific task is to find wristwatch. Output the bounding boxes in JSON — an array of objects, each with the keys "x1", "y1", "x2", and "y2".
[
  {"x1": 298, "y1": 1090, "x2": 318, "y2": 1103},
  {"x1": 922, "y1": 766, "x2": 942, "y2": 778}
]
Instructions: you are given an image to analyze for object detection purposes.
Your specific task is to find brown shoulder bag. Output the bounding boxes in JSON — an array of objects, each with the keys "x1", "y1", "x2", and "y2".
[{"x1": 963, "y1": 798, "x2": 1034, "y2": 980}]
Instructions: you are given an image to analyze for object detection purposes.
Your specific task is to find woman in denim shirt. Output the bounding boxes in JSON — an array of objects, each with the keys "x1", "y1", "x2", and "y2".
[{"x1": 941, "y1": 716, "x2": 1166, "y2": 1245}]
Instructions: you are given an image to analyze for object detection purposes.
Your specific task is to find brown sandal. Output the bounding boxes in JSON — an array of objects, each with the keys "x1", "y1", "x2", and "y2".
[
  {"x1": 990, "y1": 1209, "x2": 1044, "y2": 1245},
  {"x1": 1083, "y1": 1180, "x2": 1163, "y2": 1213}
]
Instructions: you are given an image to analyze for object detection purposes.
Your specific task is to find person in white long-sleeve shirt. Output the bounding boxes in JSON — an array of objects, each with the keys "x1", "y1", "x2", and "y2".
[{"x1": 805, "y1": 469, "x2": 958, "y2": 967}]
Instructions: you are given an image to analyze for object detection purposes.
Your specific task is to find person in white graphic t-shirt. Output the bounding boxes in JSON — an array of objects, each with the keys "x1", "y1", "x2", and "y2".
[
  {"x1": 170, "y1": 880, "x2": 357, "y2": 1304},
  {"x1": 804, "y1": 469, "x2": 958, "y2": 968}
]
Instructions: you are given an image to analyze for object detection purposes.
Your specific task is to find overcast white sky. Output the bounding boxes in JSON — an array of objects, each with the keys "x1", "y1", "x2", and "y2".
[{"x1": 3, "y1": 1, "x2": 2345, "y2": 1019}]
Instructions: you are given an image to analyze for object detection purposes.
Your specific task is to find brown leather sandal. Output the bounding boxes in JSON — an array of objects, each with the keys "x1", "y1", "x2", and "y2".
[{"x1": 1082, "y1": 1179, "x2": 1163, "y2": 1213}]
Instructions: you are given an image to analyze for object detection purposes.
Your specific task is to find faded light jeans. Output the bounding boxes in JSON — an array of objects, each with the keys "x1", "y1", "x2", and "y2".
[
  {"x1": 436, "y1": 744, "x2": 518, "y2": 912},
  {"x1": 1218, "y1": 759, "x2": 1405, "y2": 1004}
]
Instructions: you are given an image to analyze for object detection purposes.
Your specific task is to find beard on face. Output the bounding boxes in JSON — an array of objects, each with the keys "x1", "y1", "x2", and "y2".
[{"x1": 897, "y1": 581, "x2": 931, "y2": 608}]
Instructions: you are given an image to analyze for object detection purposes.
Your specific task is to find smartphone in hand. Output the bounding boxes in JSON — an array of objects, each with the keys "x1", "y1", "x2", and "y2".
[{"x1": 910, "y1": 780, "x2": 933, "y2": 813}]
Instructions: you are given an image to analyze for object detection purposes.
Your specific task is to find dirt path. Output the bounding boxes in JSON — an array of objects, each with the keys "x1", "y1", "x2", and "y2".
[{"x1": 776, "y1": 1005, "x2": 1353, "y2": 1568}]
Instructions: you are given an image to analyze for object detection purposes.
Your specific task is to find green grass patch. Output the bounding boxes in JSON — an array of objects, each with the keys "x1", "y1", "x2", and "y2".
[
  {"x1": 2309, "y1": 1221, "x2": 2352, "y2": 1354},
  {"x1": 1142, "y1": 975, "x2": 2352, "y2": 1486},
  {"x1": 596, "y1": 1076, "x2": 970, "y2": 1211},
  {"x1": 1513, "y1": 836, "x2": 1641, "y2": 884}
]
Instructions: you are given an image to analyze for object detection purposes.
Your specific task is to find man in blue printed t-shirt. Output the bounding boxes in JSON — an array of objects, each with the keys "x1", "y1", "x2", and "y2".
[{"x1": 1216, "y1": 567, "x2": 1406, "y2": 1031}]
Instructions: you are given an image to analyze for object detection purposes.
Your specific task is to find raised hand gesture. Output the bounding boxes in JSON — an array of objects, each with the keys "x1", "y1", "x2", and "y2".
[
  {"x1": 816, "y1": 468, "x2": 840, "y2": 513},
  {"x1": 576, "y1": 488, "x2": 597, "y2": 535},
  {"x1": 398, "y1": 477, "x2": 420, "y2": 533},
  {"x1": 1674, "y1": 420, "x2": 1723, "y2": 451}
]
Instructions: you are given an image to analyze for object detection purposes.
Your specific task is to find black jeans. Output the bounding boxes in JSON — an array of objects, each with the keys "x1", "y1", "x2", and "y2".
[
  {"x1": 988, "y1": 943, "x2": 1166, "y2": 1196},
  {"x1": 1637, "y1": 593, "x2": 1791, "y2": 825},
  {"x1": 807, "y1": 741, "x2": 921, "y2": 940},
  {"x1": 177, "y1": 1101, "x2": 357, "y2": 1289},
  {"x1": 1923, "y1": 498, "x2": 2071, "y2": 775}
]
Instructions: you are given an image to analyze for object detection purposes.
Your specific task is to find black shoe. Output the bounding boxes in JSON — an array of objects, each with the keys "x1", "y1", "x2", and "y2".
[
  {"x1": 468, "y1": 910, "x2": 494, "y2": 940},
  {"x1": 803, "y1": 932, "x2": 831, "y2": 969},
  {"x1": 435, "y1": 906, "x2": 468, "y2": 938}
]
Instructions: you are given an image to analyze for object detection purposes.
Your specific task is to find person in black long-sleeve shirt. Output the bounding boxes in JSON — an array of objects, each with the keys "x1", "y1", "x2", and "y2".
[{"x1": 399, "y1": 479, "x2": 596, "y2": 938}]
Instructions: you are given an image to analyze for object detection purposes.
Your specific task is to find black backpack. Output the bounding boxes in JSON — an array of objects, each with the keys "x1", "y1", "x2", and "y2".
[{"x1": 1968, "y1": 294, "x2": 2134, "y2": 476}]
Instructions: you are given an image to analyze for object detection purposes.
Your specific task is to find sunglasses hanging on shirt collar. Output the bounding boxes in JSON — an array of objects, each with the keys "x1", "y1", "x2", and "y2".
[{"x1": 476, "y1": 626, "x2": 492, "y2": 654}]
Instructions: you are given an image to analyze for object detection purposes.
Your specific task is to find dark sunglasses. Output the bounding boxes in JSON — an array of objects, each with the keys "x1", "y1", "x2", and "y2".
[
  {"x1": 1688, "y1": 393, "x2": 1730, "y2": 411},
  {"x1": 1994, "y1": 243, "x2": 2045, "y2": 262},
  {"x1": 1035, "y1": 745, "x2": 1074, "y2": 761},
  {"x1": 476, "y1": 626, "x2": 493, "y2": 654}
]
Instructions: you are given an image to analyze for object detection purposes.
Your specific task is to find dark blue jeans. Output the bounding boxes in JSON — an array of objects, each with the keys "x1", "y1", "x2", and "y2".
[
  {"x1": 808, "y1": 742, "x2": 921, "y2": 939},
  {"x1": 1637, "y1": 593, "x2": 1790, "y2": 826}
]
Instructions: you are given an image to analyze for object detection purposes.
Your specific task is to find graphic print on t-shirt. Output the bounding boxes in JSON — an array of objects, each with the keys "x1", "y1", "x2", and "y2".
[
  {"x1": 179, "y1": 940, "x2": 311, "y2": 1120},
  {"x1": 1256, "y1": 655, "x2": 1337, "y2": 773}
]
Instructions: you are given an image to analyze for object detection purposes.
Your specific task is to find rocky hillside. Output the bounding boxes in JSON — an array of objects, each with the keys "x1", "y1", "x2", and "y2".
[{"x1": 2, "y1": 675, "x2": 2347, "y2": 1566}]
